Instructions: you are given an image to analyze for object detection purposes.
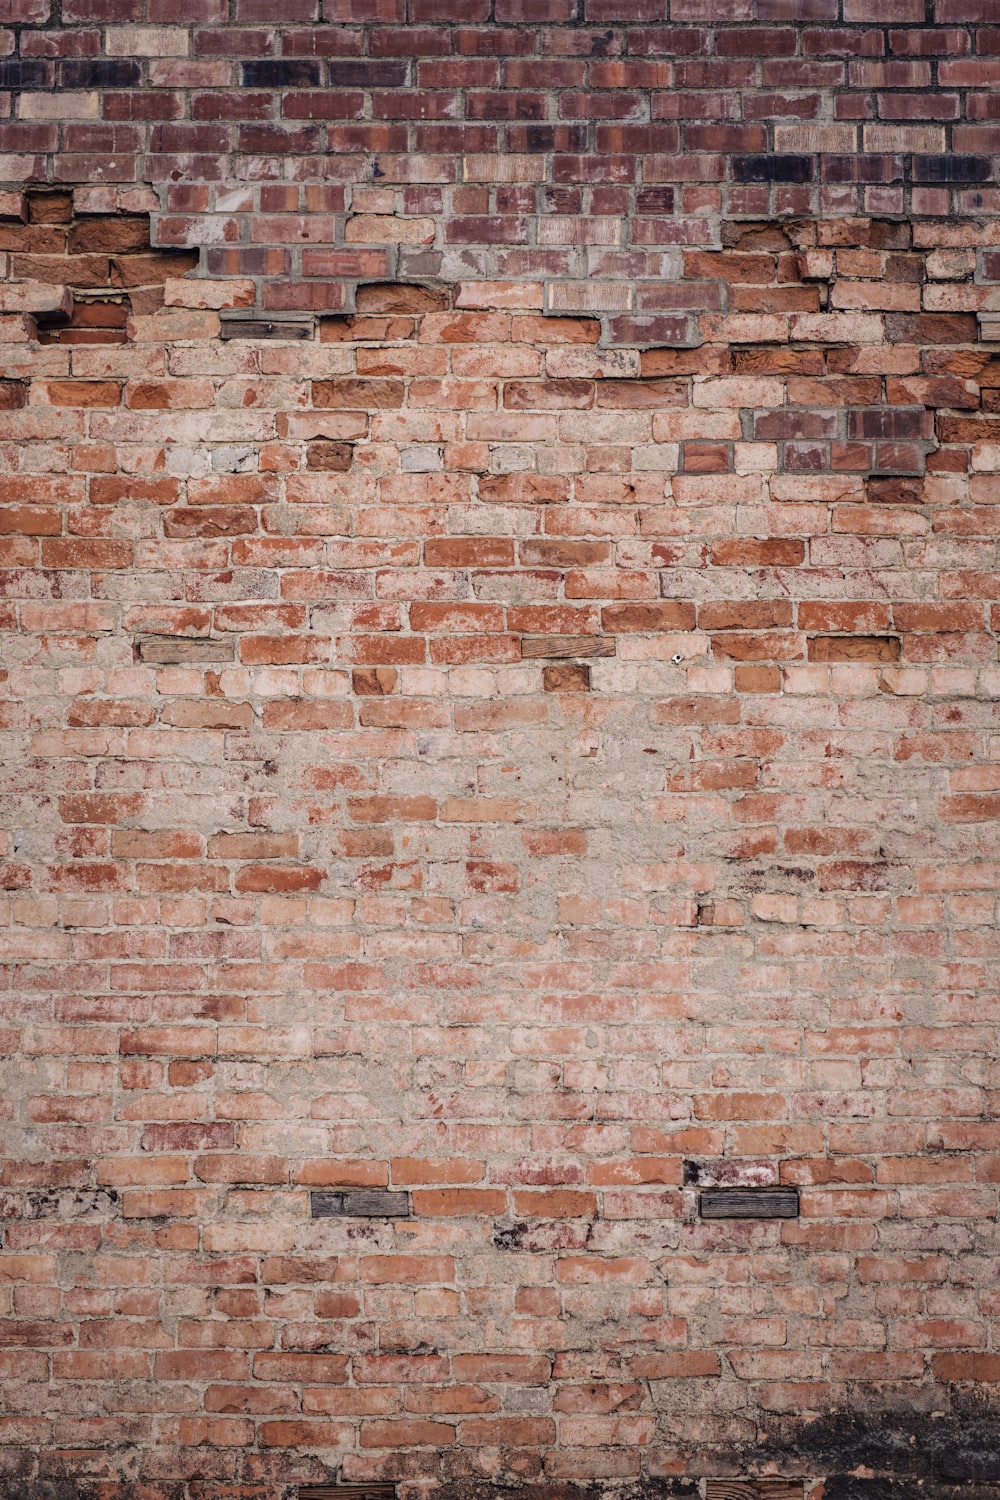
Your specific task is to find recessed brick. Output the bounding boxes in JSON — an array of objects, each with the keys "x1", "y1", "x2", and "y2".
[
  {"x1": 542, "y1": 662, "x2": 591, "y2": 691},
  {"x1": 847, "y1": 407, "x2": 930, "y2": 441},
  {"x1": 306, "y1": 440, "x2": 353, "y2": 470},
  {"x1": 807, "y1": 635, "x2": 902, "y2": 662}
]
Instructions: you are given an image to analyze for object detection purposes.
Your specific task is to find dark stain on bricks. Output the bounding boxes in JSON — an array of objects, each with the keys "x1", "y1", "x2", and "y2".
[
  {"x1": 492, "y1": 1222, "x2": 528, "y2": 1250},
  {"x1": 24, "y1": 1188, "x2": 119, "y2": 1219},
  {"x1": 0, "y1": 1483, "x2": 83, "y2": 1500},
  {"x1": 758, "y1": 1399, "x2": 1000, "y2": 1494},
  {"x1": 240, "y1": 60, "x2": 322, "y2": 88}
]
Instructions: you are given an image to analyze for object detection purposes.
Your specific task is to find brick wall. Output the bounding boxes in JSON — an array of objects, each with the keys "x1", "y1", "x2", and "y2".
[
  {"x1": 2, "y1": 8, "x2": 1000, "y2": 1500},
  {"x1": 3, "y1": 1, "x2": 1000, "y2": 322}
]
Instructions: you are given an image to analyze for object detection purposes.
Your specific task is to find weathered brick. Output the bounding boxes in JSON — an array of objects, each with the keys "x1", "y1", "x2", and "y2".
[{"x1": 0, "y1": 28, "x2": 999, "y2": 1498}]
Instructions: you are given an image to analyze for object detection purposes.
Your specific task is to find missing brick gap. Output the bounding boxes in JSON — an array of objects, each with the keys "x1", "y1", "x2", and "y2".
[
  {"x1": 36, "y1": 294, "x2": 130, "y2": 347},
  {"x1": 26, "y1": 189, "x2": 74, "y2": 224}
]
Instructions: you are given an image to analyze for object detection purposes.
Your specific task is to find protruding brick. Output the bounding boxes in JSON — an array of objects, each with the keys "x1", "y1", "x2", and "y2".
[{"x1": 0, "y1": 281, "x2": 72, "y2": 315}]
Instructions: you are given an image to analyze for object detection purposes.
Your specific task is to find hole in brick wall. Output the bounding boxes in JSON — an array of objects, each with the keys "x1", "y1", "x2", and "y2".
[
  {"x1": 353, "y1": 668, "x2": 397, "y2": 696},
  {"x1": 28, "y1": 191, "x2": 73, "y2": 224},
  {"x1": 7, "y1": 189, "x2": 198, "y2": 337},
  {"x1": 37, "y1": 297, "x2": 129, "y2": 346},
  {"x1": 867, "y1": 478, "x2": 924, "y2": 506},
  {"x1": 684, "y1": 1160, "x2": 779, "y2": 1188},
  {"x1": 319, "y1": 314, "x2": 415, "y2": 342},
  {"x1": 807, "y1": 636, "x2": 901, "y2": 664},
  {"x1": 0, "y1": 379, "x2": 26, "y2": 408}
]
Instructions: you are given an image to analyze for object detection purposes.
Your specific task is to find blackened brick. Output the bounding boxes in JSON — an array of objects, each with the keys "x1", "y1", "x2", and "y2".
[
  {"x1": 59, "y1": 59, "x2": 141, "y2": 87},
  {"x1": 0, "y1": 60, "x2": 53, "y2": 89},
  {"x1": 327, "y1": 61, "x2": 408, "y2": 87},
  {"x1": 241, "y1": 59, "x2": 322, "y2": 87},
  {"x1": 913, "y1": 154, "x2": 992, "y2": 183},
  {"x1": 733, "y1": 154, "x2": 813, "y2": 183}
]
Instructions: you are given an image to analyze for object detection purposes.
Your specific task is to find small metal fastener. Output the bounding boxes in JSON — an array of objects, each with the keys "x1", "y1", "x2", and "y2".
[{"x1": 672, "y1": 652, "x2": 684, "y2": 664}]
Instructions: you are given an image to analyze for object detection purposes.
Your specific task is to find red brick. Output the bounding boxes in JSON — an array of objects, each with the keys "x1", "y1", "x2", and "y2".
[{"x1": 410, "y1": 1190, "x2": 507, "y2": 1216}]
